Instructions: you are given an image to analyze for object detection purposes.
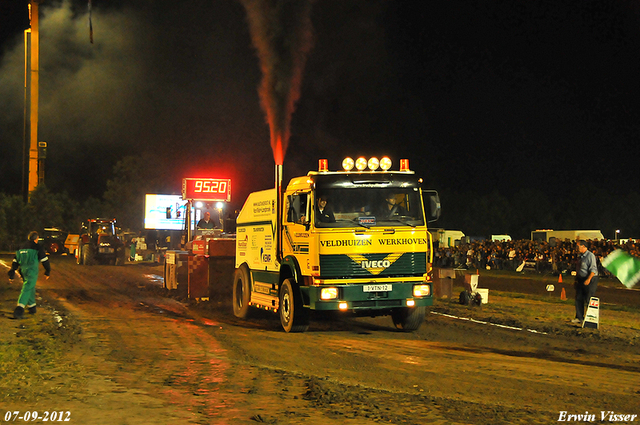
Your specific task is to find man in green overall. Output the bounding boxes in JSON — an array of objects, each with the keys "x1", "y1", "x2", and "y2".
[{"x1": 8, "y1": 231, "x2": 51, "y2": 319}]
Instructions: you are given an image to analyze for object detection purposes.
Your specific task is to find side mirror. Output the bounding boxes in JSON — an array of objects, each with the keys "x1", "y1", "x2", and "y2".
[{"x1": 423, "y1": 190, "x2": 441, "y2": 223}]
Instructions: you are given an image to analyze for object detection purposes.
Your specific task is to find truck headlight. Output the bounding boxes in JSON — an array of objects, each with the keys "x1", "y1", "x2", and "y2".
[
  {"x1": 413, "y1": 284, "x2": 431, "y2": 297},
  {"x1": 320, "y1": 287, "x2": 339, "y2": 300}
]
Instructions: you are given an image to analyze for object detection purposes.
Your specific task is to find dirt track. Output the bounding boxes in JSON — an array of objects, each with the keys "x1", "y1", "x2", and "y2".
[{"x1": 1, "y1": 255, "x2": 639, "y2": 424}]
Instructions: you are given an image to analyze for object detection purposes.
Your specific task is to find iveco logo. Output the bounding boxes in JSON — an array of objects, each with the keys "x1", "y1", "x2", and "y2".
[{"x1": 361, "y1": 260, "x2": 390, "y2": 269}]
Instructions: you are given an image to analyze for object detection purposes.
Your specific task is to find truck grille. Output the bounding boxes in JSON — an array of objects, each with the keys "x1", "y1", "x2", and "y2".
[{"x1": 319, "y1": 252, "x2": 426, "y2": 278}]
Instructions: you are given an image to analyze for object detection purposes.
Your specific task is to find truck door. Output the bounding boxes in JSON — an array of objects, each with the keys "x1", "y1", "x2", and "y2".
[{"x1": 283, "y1": 192, "x2": 311, "y2": 275}]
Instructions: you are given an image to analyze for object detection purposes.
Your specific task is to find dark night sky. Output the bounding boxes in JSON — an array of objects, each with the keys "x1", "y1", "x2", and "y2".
[{"x1": 1, "y1": 0, "x2": 639, "y2": 211}]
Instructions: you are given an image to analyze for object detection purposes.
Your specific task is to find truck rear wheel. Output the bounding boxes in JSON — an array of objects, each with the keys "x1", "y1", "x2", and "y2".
[
  {"x1": 233, "y1": 266, "x2": 251, "y2": 319},
  {"x1": 279, "y1": 279, "x2": 309, "y2": 333},
  {"x1": 391, "y1": 306, "x2": 426, "y2": 331}
]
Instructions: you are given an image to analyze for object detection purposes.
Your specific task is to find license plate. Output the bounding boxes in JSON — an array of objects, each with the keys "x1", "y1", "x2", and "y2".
[{"x1": 363, "y1": 284, "x2": 392, "y2": 292}]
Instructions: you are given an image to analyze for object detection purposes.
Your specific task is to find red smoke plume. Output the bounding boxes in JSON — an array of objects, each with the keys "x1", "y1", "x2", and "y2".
[{"x1": 240, "y1": 0, "x2": 314, "y2": 165}]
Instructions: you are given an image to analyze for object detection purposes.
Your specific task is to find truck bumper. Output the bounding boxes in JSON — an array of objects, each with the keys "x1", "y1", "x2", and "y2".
[{"x1": 302, "y1": 282, "x2": 433, "y2": 311}]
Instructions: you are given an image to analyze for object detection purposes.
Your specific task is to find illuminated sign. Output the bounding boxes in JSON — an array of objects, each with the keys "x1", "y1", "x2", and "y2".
[
  {"x1": 182, "y1": 178, "x2": 231, "y2": 201},
  {"x1": 144, "y1": 194, "x2": 194, "y2": 230}
]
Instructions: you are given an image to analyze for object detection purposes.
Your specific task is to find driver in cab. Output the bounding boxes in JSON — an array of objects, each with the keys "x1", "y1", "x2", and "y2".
[
  {"x1": 384, "y1": 195, "x2": 406, "y2": 218},
  {"x1": 315, "y1": 196, "x2": 335, "y2": 224}
]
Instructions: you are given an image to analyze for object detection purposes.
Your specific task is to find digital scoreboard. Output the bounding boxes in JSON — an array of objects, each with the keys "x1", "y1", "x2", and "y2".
[{"x1": 182, "y1": 178, "x2": 231, "y2": 202}]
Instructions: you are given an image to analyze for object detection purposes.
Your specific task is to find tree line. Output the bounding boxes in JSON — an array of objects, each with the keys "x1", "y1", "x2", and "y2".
[
  {"x1": 0, "y1": 154, "x2": 171, "y2": 252},
  {"x1": 2, "y1": 154, "x2": 639, "y2": 251}
]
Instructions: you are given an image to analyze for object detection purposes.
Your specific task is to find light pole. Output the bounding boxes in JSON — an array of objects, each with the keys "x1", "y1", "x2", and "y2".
[
  {"x1": 23, "y1": 0, "x2": 41, "y2": 201},
  {"x1": 615, "y1": 229, "x2": 620, "y2": 242}
]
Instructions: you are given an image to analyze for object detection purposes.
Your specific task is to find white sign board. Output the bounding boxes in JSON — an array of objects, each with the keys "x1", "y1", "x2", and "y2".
[{"x1": 144, "y1": 194, "x2": 193, "y2": 230}]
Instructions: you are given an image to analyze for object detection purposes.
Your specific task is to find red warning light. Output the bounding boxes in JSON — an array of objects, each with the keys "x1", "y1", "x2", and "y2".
[
  {"x1": 399, "y1": 159, "x2": 410, "y2": 172},
  {"x1": 318, "y1": 159, "x2": 328, "y2": 172}
]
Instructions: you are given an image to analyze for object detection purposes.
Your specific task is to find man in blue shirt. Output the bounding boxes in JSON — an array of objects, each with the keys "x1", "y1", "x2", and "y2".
[
  {"x1": 8, "y1": 231, "x2": 51, "y2": 319},
  {"x1": 572, "y1": 240, "x2": 598, "y2": 324}
]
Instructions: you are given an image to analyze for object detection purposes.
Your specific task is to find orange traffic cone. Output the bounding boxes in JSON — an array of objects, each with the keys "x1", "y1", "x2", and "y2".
[
  {"x1": 561, "y1": 287, "x2": 567, "y2": 301},
  {"x1": 477, "y1": 269, "x2": 479, "y2": 275},
  {"x1": 558, "y1": 274, "x2": 563, "y2": 283}
]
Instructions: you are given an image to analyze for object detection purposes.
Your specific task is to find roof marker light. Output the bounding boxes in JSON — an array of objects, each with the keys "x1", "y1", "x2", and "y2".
[
  {"x1": 400, "y1": 159, "x2": 410, "y2": 172},
  {"x1": 355, "y1": 157, "x2": 368, "y2": 171},
  {"x1": 318, "y1": 159, "x2": 328, "y2": 172},
  {"x1": 342, "y1": 157, "x2": 354, "y2": 171},
  {"x1": 368, "y1": 157, "x2": 379, "y2": 171},
  {"x1": 380, "y1": 156, "x2": 392, "y2": 171}
]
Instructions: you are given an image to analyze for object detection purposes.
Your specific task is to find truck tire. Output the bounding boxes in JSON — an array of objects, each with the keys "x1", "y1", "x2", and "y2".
[
  {"x1": 391, "y1": 306, "x2": 426, "y2": 331},
  {"x1": 233, "y1": 266, "x2": 252, "y2": 319},
  {"x1": 279, "y1": 278, "x2": 309, "y2": 333}
]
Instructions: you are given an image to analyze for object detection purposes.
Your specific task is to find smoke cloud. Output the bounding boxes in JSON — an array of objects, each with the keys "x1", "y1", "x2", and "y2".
[
  {"x1": 0, "y1": 0, "x2": 274, "y2": 200},
  {"x1": 240, "y1": 0, "x2": 314, "y2": 165}
]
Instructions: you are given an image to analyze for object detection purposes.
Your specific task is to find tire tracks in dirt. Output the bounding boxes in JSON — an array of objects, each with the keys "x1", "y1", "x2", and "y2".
[{"x1": 36, "y1": 258, "x2": 462, "y2": 424}]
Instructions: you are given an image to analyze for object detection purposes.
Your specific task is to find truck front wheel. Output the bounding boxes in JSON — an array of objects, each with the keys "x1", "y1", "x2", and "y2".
[
  {"x1": 233, "y1": 266, "x2": 251, "y2": 319},
  {"x1": 391, "y1": 306, "x2": 426, "y2": 331},
  {"x1": 279, "y1": 279, "x2": 309, "y2": 333}
]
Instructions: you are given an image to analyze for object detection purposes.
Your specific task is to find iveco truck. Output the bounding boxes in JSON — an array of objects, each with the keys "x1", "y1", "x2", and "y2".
[{"x1": 233, "y1": 156, "x2": 441, "y2": 332}]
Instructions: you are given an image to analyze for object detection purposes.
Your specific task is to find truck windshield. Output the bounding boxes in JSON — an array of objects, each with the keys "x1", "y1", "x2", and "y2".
[{"x1": 314, "y1": 187, "x2": 424, "y2": 228}]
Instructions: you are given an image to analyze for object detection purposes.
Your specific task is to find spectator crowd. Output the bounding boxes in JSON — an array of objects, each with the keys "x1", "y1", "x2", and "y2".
[{"x1": 433, "y1": 238, "x2": 640, "y2": 278}]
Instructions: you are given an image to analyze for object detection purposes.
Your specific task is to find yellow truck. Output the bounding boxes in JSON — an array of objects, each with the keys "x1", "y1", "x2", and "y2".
[{"x1": 233, "y1": 157, "x2": 441, "y2": 332}]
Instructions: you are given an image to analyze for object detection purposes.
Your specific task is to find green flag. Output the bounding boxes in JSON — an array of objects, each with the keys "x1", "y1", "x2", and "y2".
[{"x1": 601, "y1": 250, "x2": 640, "y2": 289}]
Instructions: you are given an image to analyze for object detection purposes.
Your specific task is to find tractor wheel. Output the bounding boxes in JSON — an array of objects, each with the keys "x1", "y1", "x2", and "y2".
[
  {"x1": 279, "y1": 278, "x2": 309, "y2": 333},
  {"x1": 232, "y1": 266, "x2": 252, "y2": 319},
  {"x1": 83, "y1": 244, "x2": 96, "y2": 266},
  {"x1": 77, "y1": 245, "x2": 84, "y2": 265},
  {"x1": 115, "y1": 249, "x2": 126, "y2": 266},
  {"x1": 391, "y1": 306, "x2": 426, "y2": 331}
]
